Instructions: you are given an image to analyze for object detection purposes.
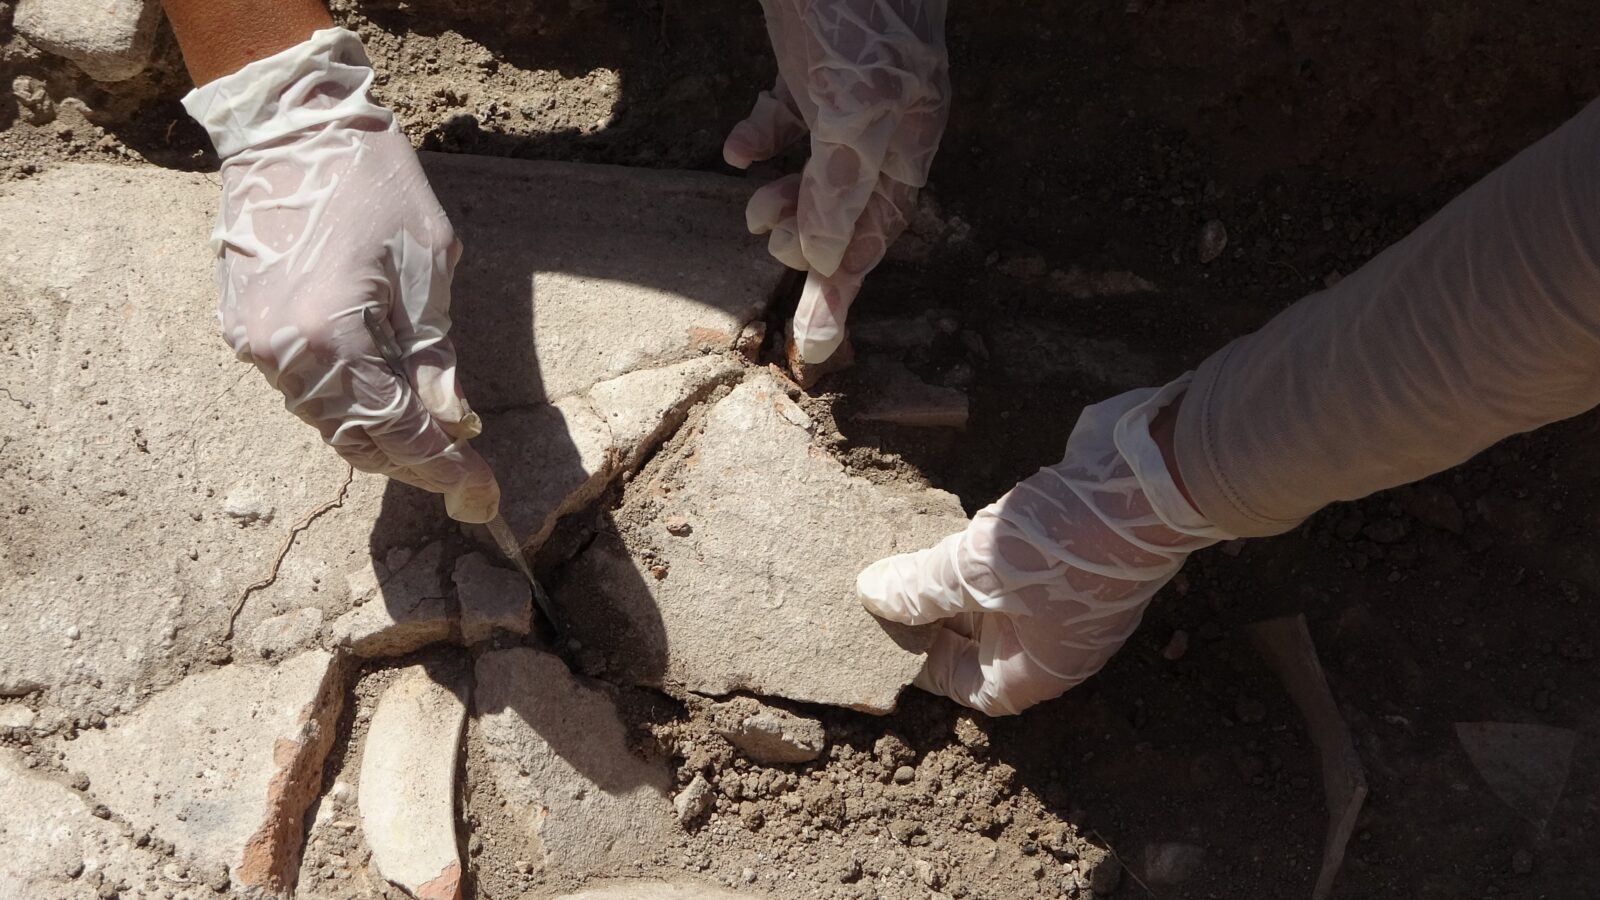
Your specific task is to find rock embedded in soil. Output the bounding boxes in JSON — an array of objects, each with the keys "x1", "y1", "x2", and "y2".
[
  {"x1": 452, "y1": 552, "x2": 532, "y2": 644},
  {"x1": 1197, "y1": 218, "x2": 1229, "y2": 264},
  {"x1": 60, "y1": 650, "x2": 347, "y2": 896},
  {"x1": 710, "y1": 697, "x2": 826, "y2": 764},
  {"x1": 850, "y1": 359, "x2": 969, "y2": 428},
  {"x1": 473, "y1": 647, "x2": 672, "y2": 878},
  {"x1": 558, "y1": 374, "x2": 969, "y2": 713},
  {"x1": 13, "y1": 0, "x2": 163, "y2": 82},
  {"x1": 359, "y1": 666, "x2": 468, "y2": 900},
  {"x1": 673, "y1": 773, "x2": 713, "y2": 826}
]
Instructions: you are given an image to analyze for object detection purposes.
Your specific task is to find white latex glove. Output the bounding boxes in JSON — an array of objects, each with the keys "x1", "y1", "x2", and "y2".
[
  {"x1": 858, "y1": 379, "x2": 1234, "y2": 715},
  {"x1": 182, "y1": 29, "x2": 499, "y2": 523},
  {"x1": 724, "y1": 0, "x2": 950, "y2": 364}
]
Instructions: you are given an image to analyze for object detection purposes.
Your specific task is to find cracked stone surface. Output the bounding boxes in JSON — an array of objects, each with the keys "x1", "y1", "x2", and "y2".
[
  {"x1": 473, "y1": 647, "x2": 672, "y2": 881},
  {"x1": 557, "y1": 375, "x2": 969, "y2": 713},
  {"x1": 60, "y1": 650, "x2": 347, "y2": 896},
  {"x1": 0, "y1": 159, "x2": 780, "y2": 715},
  {"x1": 0, "y1": 747, "x2": 211, "y2": 898},
  {"x1": 328, "y1": 541, "x2": 457, "y2": 657},
  {"x1": 14, "y1": 0, "x2": 164, "y2": 81},
  {"x1": 454, "y1": 551, "x2": 532, "y2": 644},
  {"x1": 359, "y1": 665, "x2": 468, "y2": 900}
]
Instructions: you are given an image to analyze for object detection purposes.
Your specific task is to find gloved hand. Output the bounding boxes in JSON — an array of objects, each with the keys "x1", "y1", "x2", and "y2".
[
  {"x1": 857, "y1": 379, "x2": 1233, "y2": 715},
  {"x1": 181, "y1": 28, "x2": 500, "y2": 523},
  {"x1": 724, "y1": 0, "x2": 950, "y2": 364}
]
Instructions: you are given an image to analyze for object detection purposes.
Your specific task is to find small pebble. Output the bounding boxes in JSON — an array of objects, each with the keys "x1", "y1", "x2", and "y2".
[
  {"x1": 664, "y1": 515, "x2": 692, "y2": 536},
  {"x1": 1197, "y1": 219, "x2": 1228, "y2": 264},
  {"x1": 741, "y1": 867, "x2": 757, "y2": 884},
  {"x1": 893, "y1": 765, "x2": 916, "y2": 784},
  {"x1": 1162, "y1": 630, "x2": 1189, "y2": 661},
  {"x1": 66, "y1": 625, "x2": 81, "y2": 641}
]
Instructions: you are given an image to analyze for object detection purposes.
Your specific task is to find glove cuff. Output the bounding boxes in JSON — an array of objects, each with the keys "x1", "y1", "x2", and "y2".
[
  {"x1": 180, "y1": 27, "x2": 393, "y2": 160},
  {"x1": 1112, "y1": 374, "x2": 1237, "y2": 541}
]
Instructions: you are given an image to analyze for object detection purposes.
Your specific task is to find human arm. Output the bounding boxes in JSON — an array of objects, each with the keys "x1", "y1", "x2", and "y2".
[
  {"x1": 863, "y1": 95, "x2": 1600, "y2": 714},
  {"x1": 163, "y1": 0, "x2": 333, "y2": 84}
]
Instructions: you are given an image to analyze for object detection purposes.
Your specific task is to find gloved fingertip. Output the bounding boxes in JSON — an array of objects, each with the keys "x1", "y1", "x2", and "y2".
[
  {"x1": 793, "y1": 326, "x2": 846, "y2": 365},
  {"x1": 856, "y1": 555, "x2": 913, "y2": 622},
  {"x1": 446, "y1": 466, "x2": 501, "y2": 524},
  {"x1": 723, "y1": 139, "x2": 756, "y2": 170}
]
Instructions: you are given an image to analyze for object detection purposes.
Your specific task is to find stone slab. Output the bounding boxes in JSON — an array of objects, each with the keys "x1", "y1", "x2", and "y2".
[
  {"x1": 453, "y1": 552, "x2": 532, "y2": 644},
  {"x1": 0, "y1": 748, "x2": 212, "y2": 898},
  {"x1": 329, "y1": 541, "x2": 457, "y2": 658},
  {"x1": 558, "y1": 375, "x2": 968, "y2": 713},
  {"x1": 0, "y1": 159, "x2": 777, "y2": 715},
  {"x1": 473, "y1": 648, "x2": 672, "y2": 878},
  {"x1": 359, "y1": 666, "x2": 467, "y2": 900},
  {"x1": 14, "y1": 0, "x2": 163, "y2": 81},
  {"x1": 60, "y1": 650, "x2": 347, "y2": 896},
  {"x1": 428, "y1": 153, "x2": 778, "y2": 407}
]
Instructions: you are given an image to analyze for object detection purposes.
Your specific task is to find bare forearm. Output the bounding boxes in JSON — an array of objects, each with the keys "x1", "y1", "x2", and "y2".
[{"x1": 162, "y1": 0, "x2": 333, "y2": 84}]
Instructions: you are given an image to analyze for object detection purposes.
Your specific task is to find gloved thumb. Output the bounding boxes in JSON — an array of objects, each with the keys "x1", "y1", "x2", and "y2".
[{"x1": 724, "y1": 80, "x2": 808, "y2": 169}]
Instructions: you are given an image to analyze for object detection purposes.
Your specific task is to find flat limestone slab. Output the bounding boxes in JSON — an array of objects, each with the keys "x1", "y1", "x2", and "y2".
[
  {"x1": 473, "y1": 648, "x2": 672, "y2": 881},
  {"x1": 359, "y1": 666, "x2": 468, "y2": 900},
  {"x1": 557, "y1": 375, "x2": 969, "y2": 713},
  {"x1": 0, "y1": 159, "x2": 780, "y2": 715},
  {"x1": 60, "y1": 650, "x2": 347, "y2": 896},
  {"x1": 0, "y1": 748, "x2": 211, "y2": 899}
]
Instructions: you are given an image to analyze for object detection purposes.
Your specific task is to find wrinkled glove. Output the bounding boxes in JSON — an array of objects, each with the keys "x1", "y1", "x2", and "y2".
[
  {"x1": 182, "y1": 28, "x2": 499, "y2": 523},
  {"x1": 725, "y1": 0, "x2": 950, "y2": 364},
  {"x1": 858, "y1": 378, "x2": 1233, "y2": 715}
]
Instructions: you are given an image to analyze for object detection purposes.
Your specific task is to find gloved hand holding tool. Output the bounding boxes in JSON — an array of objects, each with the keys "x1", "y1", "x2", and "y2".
[
  {"x1": 724, "y1": 0, "x2": 951, "y2": 365},
  {"x1": 172, "y1": 7, "x2": 559, "y2": 624}
]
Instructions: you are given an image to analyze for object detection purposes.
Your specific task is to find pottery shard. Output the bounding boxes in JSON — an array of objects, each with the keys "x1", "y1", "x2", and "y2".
[{"x1": 359, "y1": 666, "x2": 468, "y2": 900}]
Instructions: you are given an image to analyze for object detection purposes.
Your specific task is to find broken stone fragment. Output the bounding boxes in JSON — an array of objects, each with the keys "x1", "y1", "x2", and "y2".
[
  {"x1": 60, "y1": 650, "x2": 348, "y2": 896},
  {"x1": 710, "y1": 697, "x2": 826, "y2": 764},
  {"x1": 558, "y1": 374, "x2": 969, "y2": 713},
  {"x1": 359, "y1": 666, "x2": 467, "y2": 900},
  {"x1": 673, "y1": 773, "x2": 713, "y2": 827},
  {"x1": 452, "y1": 552, "x2": 532, "y2": 644},
  {"x1": 473, "y1": 648, "x2": 672, "y2": 878},
  {"x1": 14, "y1": 0, "x2": 164, "y2": 82},
  {"x1": 851, "y1": 359, "x2": 969, "y2": 429},
  {"x1": 329, "y1": 542, "x2": 455, "y2": 658}
]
